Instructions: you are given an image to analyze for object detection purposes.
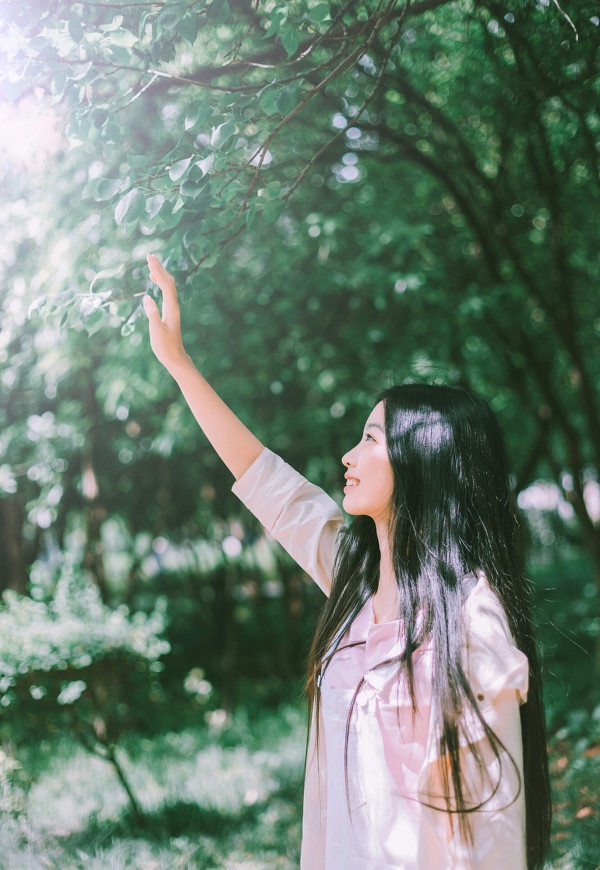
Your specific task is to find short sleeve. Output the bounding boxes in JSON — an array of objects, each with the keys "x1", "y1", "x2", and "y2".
[
  {"x1": 461, "y1": 574, "x2": 529, "y2": 737},
  {"x1": 232, "y1": 447, "x2": 343, "y2": 596},
  {"x1": 417, "y1": 576, "x2": 528, "y2": 868}
]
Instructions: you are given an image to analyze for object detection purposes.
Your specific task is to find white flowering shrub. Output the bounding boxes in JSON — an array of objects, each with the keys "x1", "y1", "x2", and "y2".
[{"x1": 0, "y1": 558, "x2": 170, "y2": 746}]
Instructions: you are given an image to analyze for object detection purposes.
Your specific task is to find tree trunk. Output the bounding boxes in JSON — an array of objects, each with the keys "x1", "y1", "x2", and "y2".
[
  {"x1": 104, "y1": 743, "x2": 145, "y2": 827},
  {"x1": 82, "y1": 449, "x2": 109, "y2": 602},
  {"x1": 81, "y1": 370, "x2": 109, "y2": 602},
  {"x1": 0, "y1": 497, "x2": 27, "y2": 593},
  {"x1": 213, "y1": 564, "x2": 237, "y2": 712}
]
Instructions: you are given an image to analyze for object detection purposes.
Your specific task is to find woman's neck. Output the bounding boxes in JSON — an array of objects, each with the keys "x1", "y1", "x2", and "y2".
[{"x1": 373, "y1": 522, "x2": 399, "y2": 623}]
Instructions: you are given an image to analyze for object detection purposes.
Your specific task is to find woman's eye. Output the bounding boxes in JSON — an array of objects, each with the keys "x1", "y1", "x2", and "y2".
[{"x1": 364, "y1": 433, "x2": 374, "y2": 442}]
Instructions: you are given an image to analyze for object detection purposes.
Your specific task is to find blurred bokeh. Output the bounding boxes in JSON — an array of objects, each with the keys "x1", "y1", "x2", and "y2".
[{"x1": 0, "y1": 1, "x2": 598, "y2": 866}]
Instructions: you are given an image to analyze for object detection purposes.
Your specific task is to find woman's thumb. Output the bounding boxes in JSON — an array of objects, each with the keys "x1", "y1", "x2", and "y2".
[{"x1": 143, "y1": 295, "x2": 159, "y2": 319}]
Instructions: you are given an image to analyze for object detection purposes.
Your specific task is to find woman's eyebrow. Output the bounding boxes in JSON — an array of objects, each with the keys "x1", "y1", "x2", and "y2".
[{"x1": 365, "y1": 422, "x2": 385, "y2": 432}]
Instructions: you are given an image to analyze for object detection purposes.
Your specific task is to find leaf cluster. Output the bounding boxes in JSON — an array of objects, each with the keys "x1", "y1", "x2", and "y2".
[
  {"x1": 1, "y1": 0, "x2": 600, "y2": 697},
  {"x1": 1, "y1": 0, "x2": 416, "y2": 273},
  {"x1": 0, "y1": 556, "x2": 169, "y2": 742}
]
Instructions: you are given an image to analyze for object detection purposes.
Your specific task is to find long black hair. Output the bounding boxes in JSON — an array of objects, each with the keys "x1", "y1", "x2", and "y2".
[{"x1": 306, "y1": 383, "x2": 551, "y2": 869}]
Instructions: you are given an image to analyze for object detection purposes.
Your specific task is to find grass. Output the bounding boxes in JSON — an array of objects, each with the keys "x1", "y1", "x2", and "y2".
[
  {"x1": 1, "y1": 706, "x2": 306, "y2": 869},
  {"x1": 0, "y1": 551, "x2": 598, "y2": 869},
  {"x1": 1, "y1": 703, "x2": 597, "y2": 869}
]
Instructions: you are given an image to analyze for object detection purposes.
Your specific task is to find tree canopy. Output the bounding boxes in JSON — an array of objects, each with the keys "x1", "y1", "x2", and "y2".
[{"x1": 0, "y1": 0, "x2": 599, "y2": 620}]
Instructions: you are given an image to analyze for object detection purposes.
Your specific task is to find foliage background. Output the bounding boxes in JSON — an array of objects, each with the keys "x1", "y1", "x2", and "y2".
[{"x1": 0, "y1": 0, "x2": 598, "y2": 866}]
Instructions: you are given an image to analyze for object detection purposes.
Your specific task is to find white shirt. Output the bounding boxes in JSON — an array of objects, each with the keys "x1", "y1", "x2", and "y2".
[{"x1": 233, "y1": 448, "x2": 528, "y2": 869}]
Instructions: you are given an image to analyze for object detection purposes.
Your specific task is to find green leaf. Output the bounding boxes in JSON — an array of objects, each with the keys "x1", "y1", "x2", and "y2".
[
  {"x1": 179, "y1": 179, "x2": 205, "y2": 200},
  {"x1": 106, "y1": 45, "x2": 135, "y2": 66},
  {"x1": 127, "y1": 155, "x2": 148, "y2": 168},
  {"x1": 172, "y1": 195, "x2": 185, "y2": 214},
  {"x1": 307, "y1": 3, "x2": 331, "y2": 25},
  {"x1": 89, "y1": 266, "x2": 125, "y2": 292},
  {"x1": 67, "y1": 61, "x2": 93, "y2": 82},
  {"x1": 260, "y1": 180, "x2": 282, "y2": 200},
  {"x1": 177, "y1": 11, "x2": 200, "y2": 43},
  {"x1": 150, "y1": 41, "x2": 163, "y2": 65},
  {"x1": 169, "y1": 156, "x2": 193, "y2": 182},
  {"x1": 182, "y1": 225, "x2": 203, "y2": 249},
  {"x1": 206, "y1": 0, "x2": 231, "y2": 23},
  {"x1": 121, "y1": 304, "x2": 144, "y2": 336},
  {"x1": 259, "y1": 85, "x2": 281, "y2": 117},
  {"x1": 218, "y1": 176, "x2": 244, "y2": 203},
  {"x1": 161, "y1": 41, "x2": 176, "y2": 63},
  {"x1": 139, "y1": 10, "x2": 153, "y2": 40},
  {"x1": 111, "y1": 28, "x2": 139, "y2": 48},
  {"x1": 51, "y1": 71, "x2": 68, "y2": 101},
  {"x1": 195, "y1": 154, "x2": 215, "y2": 176},
  {"x1": 184, "y1": 103, "x2": 213, "y2": 132},
  {"x1": 145, "y1": 194, "x2": 165, "y2": 220},
  {"x1": 200, "y1": 253, "x2": 218, "y2": 269},
  {"x1": 68, "y1": 16, "x2": 84, "y2": 43},
  {"x1": 27, "y1": 296, "x2": 48, "y2": 319},
  {"x1": 114, "y1": 188, "x2": 146, "y2": 227},
  {"x1": 265, "y1": 6, "x2": 288, "y2": 38},
  {"x1": 83, "y1": 308, "x2": 105, "y2": 337},
  {"x1": 210, "y1": 121, "x2": 235, "y2": 149},
  {"x1": 262, "y1": 198, "x2": 285, "y2": 223},
  {"x1": 282, "y1": 27, "x2": 300, "y2": 59},
  {"x1": 245, "y1": 202, "x2": 259, "y2": 227},
  {"x1": 92, "y1": 109, "x2": 108, "y2": 129},
  {"x1": 84, "y1": 178, "x2": 125, "y2": 202},
  {"x1": 157, "y1": 2, "x2": 188, "y2": 33},
  {"x1": 99, "y1": 15, "x2": 124, "y2": 33},
  {"x1": 277, "y1": 83, "x2": 302, "y2": 115}
]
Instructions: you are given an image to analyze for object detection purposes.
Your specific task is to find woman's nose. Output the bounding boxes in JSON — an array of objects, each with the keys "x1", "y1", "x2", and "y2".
[{"x1": 342, "y1": 447, "x2": 356, "y2": 467}]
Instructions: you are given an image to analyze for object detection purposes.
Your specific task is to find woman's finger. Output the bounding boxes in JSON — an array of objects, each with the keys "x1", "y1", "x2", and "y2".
[
  {"x1": 143, "y1": 294, "x2": 160, "y2": 321},
  {"x1": 147, "y1": 254, "x2": 180, "y2": 324}
]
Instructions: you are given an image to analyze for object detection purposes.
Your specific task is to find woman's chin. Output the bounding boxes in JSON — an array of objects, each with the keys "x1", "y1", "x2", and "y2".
[{"x1": 342, "y1": 495, "x2": 361, "y2": 515}]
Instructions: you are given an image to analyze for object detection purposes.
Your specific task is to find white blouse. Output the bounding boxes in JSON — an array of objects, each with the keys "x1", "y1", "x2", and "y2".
[{"x1": 233, "y1": 448, "x2": 529, "y2": 869}]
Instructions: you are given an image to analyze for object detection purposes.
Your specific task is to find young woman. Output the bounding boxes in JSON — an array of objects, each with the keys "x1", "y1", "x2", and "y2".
[{"x1": 143, "y1": 254, "x2": 551, "y2": 869}]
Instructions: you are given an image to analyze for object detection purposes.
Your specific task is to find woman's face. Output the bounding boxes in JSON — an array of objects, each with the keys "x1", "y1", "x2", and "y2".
[{"x1": 342, "y1": 401, "x2": 394, "y2": 525}]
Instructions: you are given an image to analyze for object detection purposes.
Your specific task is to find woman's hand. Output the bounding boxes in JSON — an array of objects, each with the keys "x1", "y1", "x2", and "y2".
[
  {"x1": 143, "y1": 255, "x2": 263, "y2": 477},
  {"x1": 144, "y1": 254, "x2": 190, "y2": 374}
]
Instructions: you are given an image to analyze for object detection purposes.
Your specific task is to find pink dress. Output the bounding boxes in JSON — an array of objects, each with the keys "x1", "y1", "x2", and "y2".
[{"x1": 232, "y1": 448, "x2": 528, "y2": 869}]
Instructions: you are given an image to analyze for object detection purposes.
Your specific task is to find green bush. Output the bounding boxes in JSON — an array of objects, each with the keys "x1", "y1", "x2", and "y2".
[{"x1": 0, "y1": 557, "x2": 170, "y2": 821}]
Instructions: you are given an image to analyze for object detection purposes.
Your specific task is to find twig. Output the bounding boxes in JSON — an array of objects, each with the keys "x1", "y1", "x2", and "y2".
[
  {"x1": 285, "y1": 0, "x2": 408, "y2": 199},
  {"x1": 550, "y1": 0, "x2": 578, "y2": 41},
  {"x1": 240, "y1": 0, "x2": 402, "y2": 210},
  {"x1": 118, "y1": 72, "x2": 159, "y2": 109}
]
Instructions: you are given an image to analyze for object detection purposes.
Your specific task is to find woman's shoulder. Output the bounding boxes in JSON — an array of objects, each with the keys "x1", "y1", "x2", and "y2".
[
  {"x1": 233, "y1": 447, "x2": 343, "y2": 523},
  {"x1": 463, "y1": 571, "x2": 510, "y2": 631},
  {"x1": 232, "y1": 447, "x2": 343, "y2": 596}
]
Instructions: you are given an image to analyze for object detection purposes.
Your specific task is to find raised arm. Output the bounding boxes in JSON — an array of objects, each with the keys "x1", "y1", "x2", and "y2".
[{"x1": 143, "y1": 254, "x2": 264, "y2": 480}]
